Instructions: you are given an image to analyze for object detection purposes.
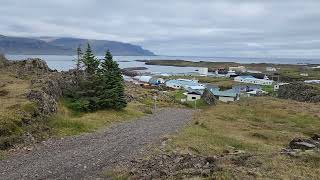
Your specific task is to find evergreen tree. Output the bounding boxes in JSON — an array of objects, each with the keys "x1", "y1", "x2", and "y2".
[
  {"x1": 75, "y1": 45, "x2": 83, "y2": 71},
  {"x1": 75, "y1": 43, "x2": 101, "y2": 111},
  {"x1": 82, "y1": 43, "x2": 99, "y2": 75},
  {"x1": 100, "y1": 50, "x2": 127, "y2": 109}
]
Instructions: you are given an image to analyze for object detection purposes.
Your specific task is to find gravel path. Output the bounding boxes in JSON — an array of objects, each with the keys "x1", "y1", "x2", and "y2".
[{"x1": 0, "y1": 108, "x2": 194, "y2": 180}]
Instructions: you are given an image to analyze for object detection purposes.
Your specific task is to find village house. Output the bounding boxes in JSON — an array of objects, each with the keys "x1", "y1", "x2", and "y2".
[
  {"x1": 234, "y1": 75, "x2": 274, "y2": 85},
  {"x1": 229, "y1": 66, "x2": 246, "y2": 72},
  {"x1": 197, "y1": 67, "x2": 209, "y2": 76},
  {"x1": 210, "y1": 89, "x2": 240, "y2": 102},
  {"x1": 186, "y1": 92, "x2": 202, "y2": 101},
  {"x1": 165, "y1": 79, "x2": 205, "y2": 90},
  {"x1": 266, "y1": 67, "x2": 277, "y2": 72},
  {"x1": 274, "y1": 83, "x2": 290, "y2": 91},
  {"x1": 134, "y1": 75, "x2": 164, "y2": 85},
  {"x1": 232, "y1": 84, "x2": 262, "y2": 93}
]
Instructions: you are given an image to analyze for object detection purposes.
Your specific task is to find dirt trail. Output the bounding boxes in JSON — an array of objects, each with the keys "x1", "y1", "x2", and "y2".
[{"x1": 0, "y1": 108, "x2": 194, "y2": 180}]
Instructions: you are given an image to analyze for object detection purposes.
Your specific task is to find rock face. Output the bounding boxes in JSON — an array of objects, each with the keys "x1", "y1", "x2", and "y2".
[
  {"x1": 4, "y1": 58, "x2": 76, "y2": 116},
  {"x1": 278, "y1": 82, "x2": 320, "y2": 103},
  {"x1": 201, "y1": 89, "x2": 217, "y2": 105},
  {"x1": 129, "y1": 153, "x2": 218, "y2": 179}
]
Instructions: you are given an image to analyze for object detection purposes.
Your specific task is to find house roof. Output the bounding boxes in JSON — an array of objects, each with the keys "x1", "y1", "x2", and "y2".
[
  {"x1": 187, "y1": 92, "x2": 202, "y2": 95},
  {"x1": 237, "y1": 75, "x2": 256, "y2": 79},
  {"x1": 166, "y1": 79, "x2": 200, "y2": 87},
  {"x1": 211, "y1": 89, "x2": 238, "y2": 97}
]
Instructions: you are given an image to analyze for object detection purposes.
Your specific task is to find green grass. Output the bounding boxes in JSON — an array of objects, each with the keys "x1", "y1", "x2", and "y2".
[
  {"x1": 168, "y1": 97, "x2": 320, "y2": 179},
  {"x1": 49, "y1": 102, "x2": 146, "y2": 137},
  {"x1": 0, "y1": 150, "x2": 7, "y2": 160},
  {"x1": 0, "y1": 73, "x2": 36, "y2": 149}
]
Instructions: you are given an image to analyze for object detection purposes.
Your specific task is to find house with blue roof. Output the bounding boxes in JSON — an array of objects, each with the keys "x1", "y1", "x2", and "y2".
[
  {"x1": 210, "y1": 88, "x2": 240, "y2": 102},
  {"x1": 165, "y1": 79, "x2": 205, "y2": 90}
]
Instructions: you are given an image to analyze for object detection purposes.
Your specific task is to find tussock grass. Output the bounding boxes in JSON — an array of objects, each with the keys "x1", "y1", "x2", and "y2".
[
  {"x1": 169, "y1": 97, "x2": 320, "y2": 179},
  {"x1": 49, "y1": 102, "x2": 146, "y2": 137}
]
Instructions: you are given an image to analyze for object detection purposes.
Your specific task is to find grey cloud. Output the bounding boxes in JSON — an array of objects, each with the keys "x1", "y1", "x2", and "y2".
[{"x1": 0, "y1": 0, "x2": 320, "y2": 58}]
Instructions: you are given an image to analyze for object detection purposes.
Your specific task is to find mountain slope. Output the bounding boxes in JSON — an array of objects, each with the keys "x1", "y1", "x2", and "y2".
[
  {"x1": 49, "y1": 38, "x2": 155, "y2": 56},
  {"x1": 0, "y1": 35, "x2": 70, "y2": 55},
  {"x1": 0, "y1": 35, "x2": 155, "y2": 56}
]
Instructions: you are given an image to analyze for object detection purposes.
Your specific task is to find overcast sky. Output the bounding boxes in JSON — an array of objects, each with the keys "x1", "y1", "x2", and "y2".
[{"x1": 1, "y1": 0, "x2": 320, "y2": 58}]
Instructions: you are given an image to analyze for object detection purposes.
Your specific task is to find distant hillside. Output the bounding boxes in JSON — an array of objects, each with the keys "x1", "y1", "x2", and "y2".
[
  {"x1": 0, "y1": 35, "x2": 70, "y2": 55},
  {"x1": 0, "y1": 35, "x2": 155, "y2": 56},
  {"x1": 48, "y1": 37, "x2": 155, "y2": 56}
]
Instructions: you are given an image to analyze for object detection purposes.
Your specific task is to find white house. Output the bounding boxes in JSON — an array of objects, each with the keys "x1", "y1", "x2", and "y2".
[
  {"x1": 134, "y1": 76, "x2": 164, "y2": 85},
  {"x1": 266, "y1": 67, "x2": 277, "y2": 72},
  {"x1": 165, "y1": 79, "x2": 204, "y2": 89},
  {"x1": 300, "y1": 73, "x2": 309, "y2": 77},
  {"x1": 274, "y1": 83, "x2": 289, "y2": 91},
  {"x1": 246, "y1": 70, "x2": 262, "y2": 74},
  {"x1": 229, "y1": 66, "x2": 246, "y2": 72},
  {"x1": 210, "y1": 89, "x2": 240, "y2": 102},
  {"x1": 234, "y1": 76, "x2": 274, "y2": 85},
  {"x1": 197, "y1": 67, "x2": 208, "y2": 76},
  {"x1": 186, "y1": 92, "x2": 201, "y2": 101},
  {"x1": 226, "y1": 70, "x2": 238, "y2": 78}
]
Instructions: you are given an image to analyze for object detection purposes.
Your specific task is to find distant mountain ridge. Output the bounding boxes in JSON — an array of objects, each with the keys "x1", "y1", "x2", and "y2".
[{"x1": 0, "y1": 35, "x2": 155, "y2": 56}]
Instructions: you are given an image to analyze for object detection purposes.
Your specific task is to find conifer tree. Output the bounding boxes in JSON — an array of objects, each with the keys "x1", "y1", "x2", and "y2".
[
  {"x1": 100, "y1": 50, "x2": 127, "y2": 109},
  {"x1": 82, "y1": 43, "x2": 100, "y2": 75},
  {"x1": 75, "y1": 43, "x2": 101, "y2": 111},
  {"x1": 75, "y1": 45, "x2": 83, "y2": 71}
]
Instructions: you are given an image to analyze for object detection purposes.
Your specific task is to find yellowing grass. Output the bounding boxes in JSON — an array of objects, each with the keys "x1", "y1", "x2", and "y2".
[{"x1": 169, "y1": 97, "x2": 320, "y2": 179}]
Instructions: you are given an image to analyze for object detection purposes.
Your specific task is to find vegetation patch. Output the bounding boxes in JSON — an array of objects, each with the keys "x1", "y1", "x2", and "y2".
[
  {"x1": 49, "y1": 101, "x2": 145, "y2": 137},
  {"x1": 168, "y1": 97, "x2": 320, "y2": 178}
]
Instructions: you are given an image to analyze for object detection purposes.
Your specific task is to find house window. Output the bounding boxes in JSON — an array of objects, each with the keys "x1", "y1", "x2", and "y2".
[{"x1": 192, "y1": 97, "x2": 196, "y2": 99}]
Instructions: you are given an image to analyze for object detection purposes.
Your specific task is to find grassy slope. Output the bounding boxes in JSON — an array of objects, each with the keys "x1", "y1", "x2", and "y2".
[
  {"x1": 0, "y1": 71, "x2": 38, "y2": 149},
  {"x1": 49, "y1": 102, "x2": 146, "y2": 137},
  {"x1": 168, "y1": 97, "x2": 320, "y2": 179}
]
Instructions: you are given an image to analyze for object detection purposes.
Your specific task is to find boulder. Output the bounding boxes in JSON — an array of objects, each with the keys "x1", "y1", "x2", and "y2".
[
  {"x1": 201, "y1": 89, "x2": 216, "y2": 105},
  {"x1": 287, "y1": 137, "x2": 320, "y2": 150}
]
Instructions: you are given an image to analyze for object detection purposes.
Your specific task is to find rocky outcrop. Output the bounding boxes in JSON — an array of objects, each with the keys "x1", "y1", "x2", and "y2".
[
  {"x1": 281, "y1": 134, "x2": 320, "y2": 156},
  {"x1": 201, "y1": 89, "x2": 217, "y2": 105},
  {"x1": 129, "y1": 153, "x2": 218, "y2": 179},
  {"x1": 278, "y1": 82, "x2": 320, "y2": 103},
  {"x1": 26, "y1": 70, "x2": 79, "y2": 116}
]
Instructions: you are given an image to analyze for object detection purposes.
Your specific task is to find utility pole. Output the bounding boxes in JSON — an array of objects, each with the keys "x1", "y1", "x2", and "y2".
[{"x1": 194, "y1": 100, "x2": 197, "y2": 110}]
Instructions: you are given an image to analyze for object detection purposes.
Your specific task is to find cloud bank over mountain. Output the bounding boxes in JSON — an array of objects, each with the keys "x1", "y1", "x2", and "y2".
[{"x1": 1, "y1": 0, "x2": 320, "y2": 58}]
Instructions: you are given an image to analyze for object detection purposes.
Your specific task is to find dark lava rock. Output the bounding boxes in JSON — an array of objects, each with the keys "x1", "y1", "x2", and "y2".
[
  {"x1": 129, "y1": 153, "x2": 218, "y2": 179},
  {"x1": 289, "y1": 138, "x2": 317, "y2": 150},
  {"x1": 278, "y1": 82, "x2": 320, "y2": 103},
  {"x1": 201, "y1": 88, "x2": 217, "y2": 105}
]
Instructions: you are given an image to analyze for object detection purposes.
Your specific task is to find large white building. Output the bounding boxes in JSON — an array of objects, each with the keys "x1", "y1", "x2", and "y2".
[
  {"x1": 165, "y1": 79, "x2": 205, "y2": 90},
  {"x1": 197, "y1": 67, "x2": 209, "y2": 76},
  {"x1": 234, "y1": 76, "x2": 274, "y2": 85}
]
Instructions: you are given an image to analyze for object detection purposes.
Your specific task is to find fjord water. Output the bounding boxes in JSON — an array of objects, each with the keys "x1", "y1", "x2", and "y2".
[{"x1": 7, "y1": 55, "x2": 320, "y2": 72}]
